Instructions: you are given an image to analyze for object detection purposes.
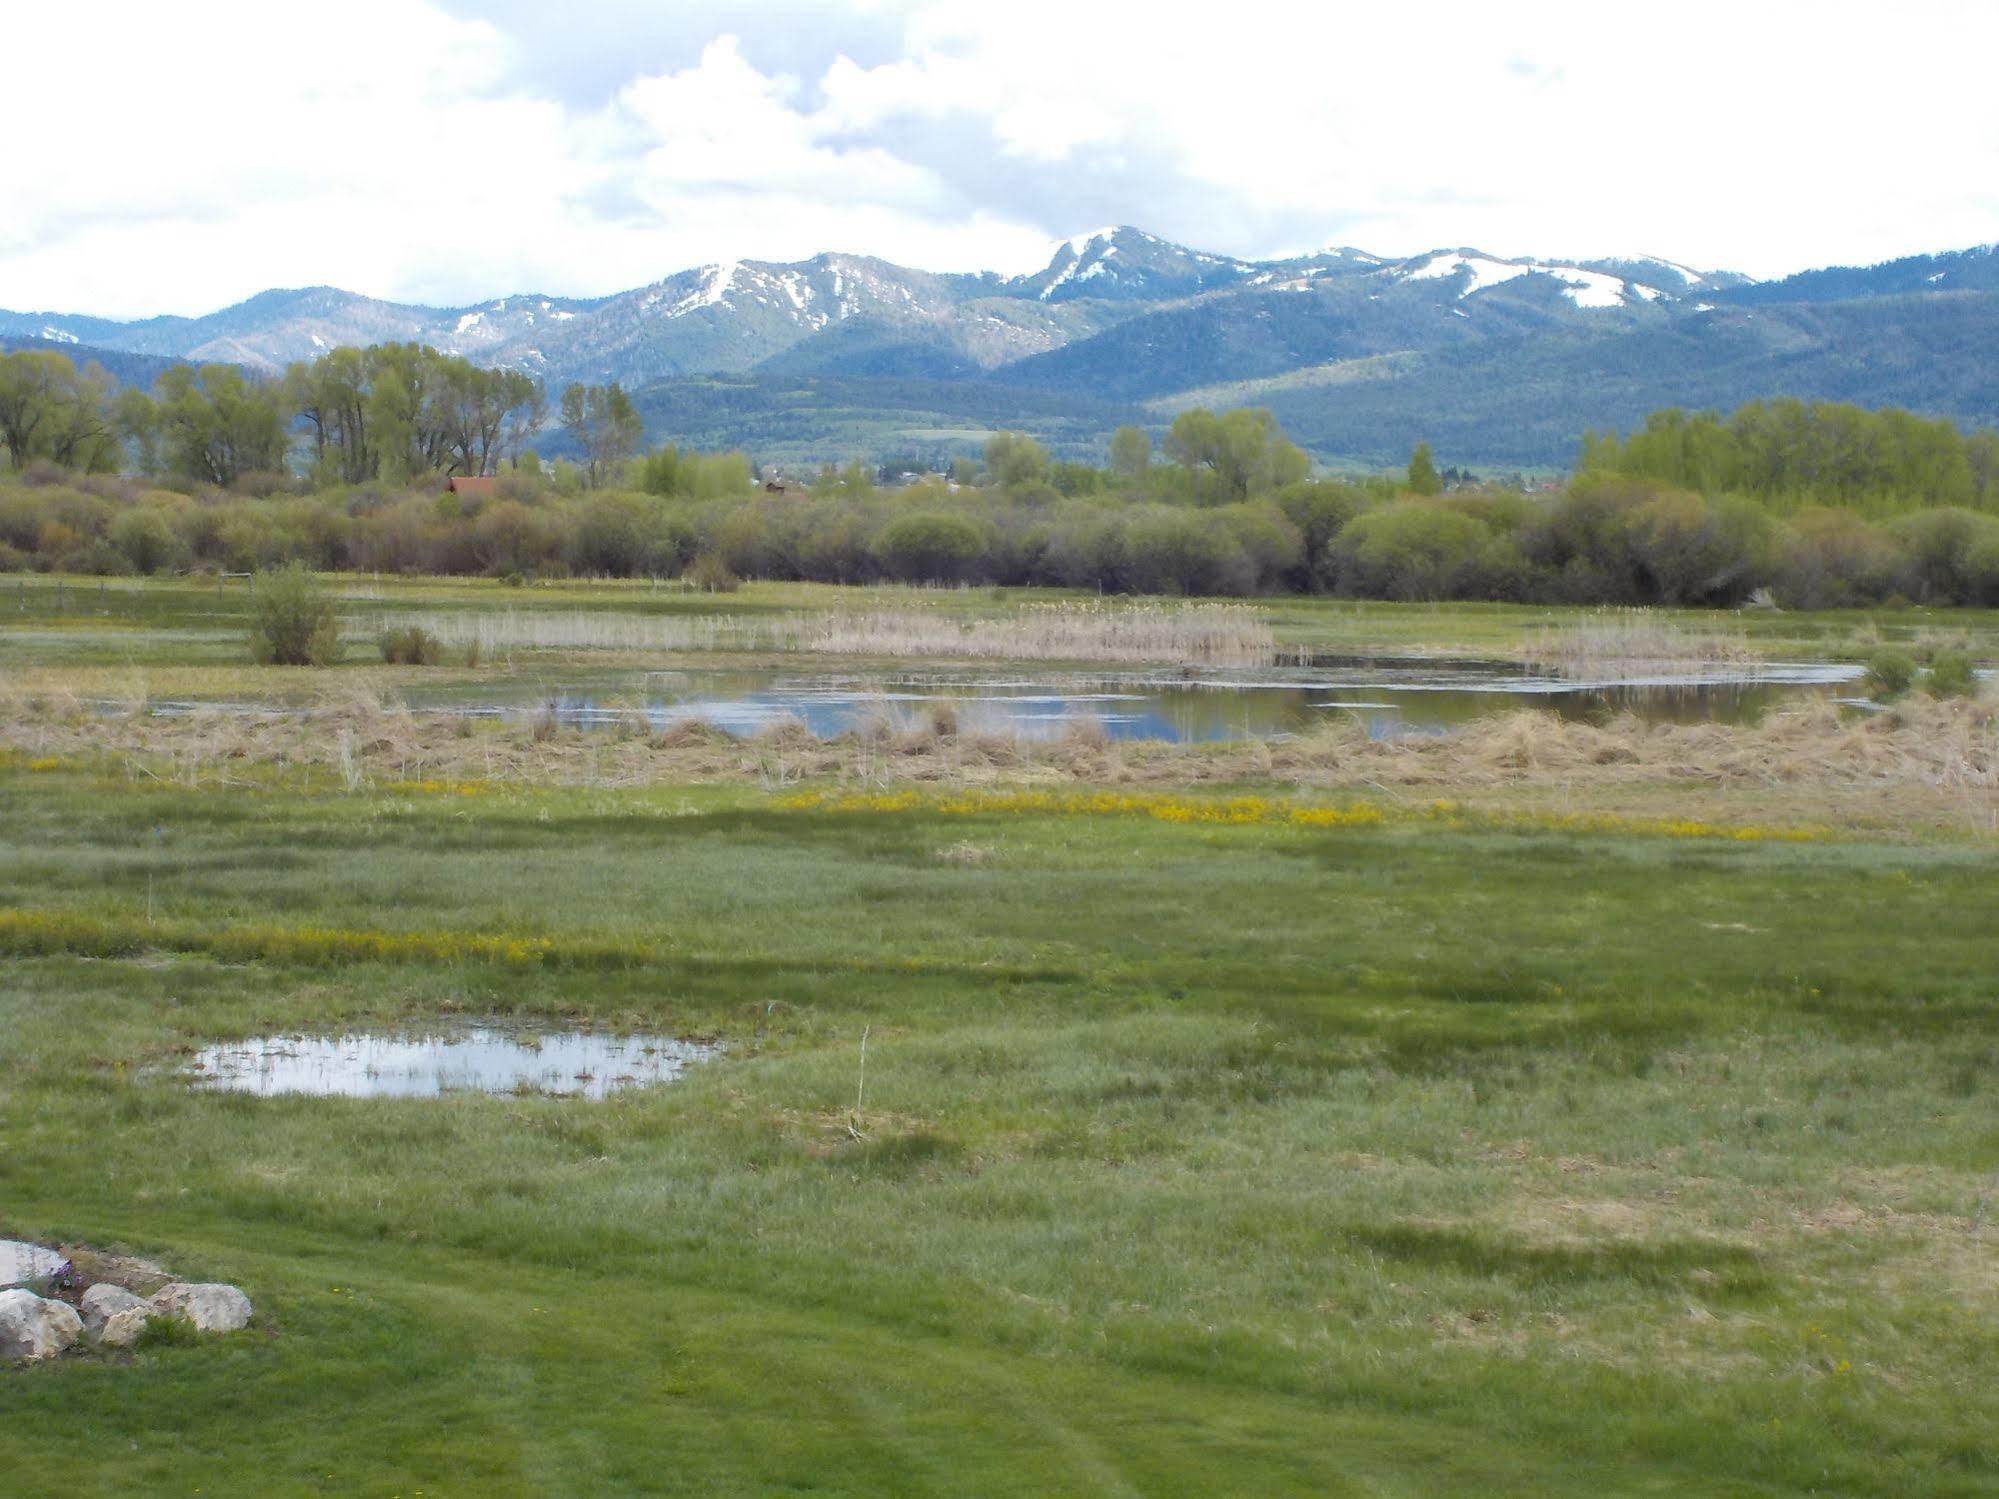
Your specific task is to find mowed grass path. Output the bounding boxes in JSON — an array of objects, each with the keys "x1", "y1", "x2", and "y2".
[{"x1": 0, "y1": 769, "x2": 1994, "y2": 1494}]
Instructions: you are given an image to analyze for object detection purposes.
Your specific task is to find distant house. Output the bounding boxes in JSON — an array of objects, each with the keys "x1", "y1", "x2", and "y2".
[{"x1": 447, "y1": 476, "x2": 499, "y2": 498}]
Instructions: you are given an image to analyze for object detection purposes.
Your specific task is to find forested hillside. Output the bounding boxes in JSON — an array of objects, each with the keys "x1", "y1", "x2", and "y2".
[{"x1": 6, "y1": 230, "x2": 1994, "y2": 470}]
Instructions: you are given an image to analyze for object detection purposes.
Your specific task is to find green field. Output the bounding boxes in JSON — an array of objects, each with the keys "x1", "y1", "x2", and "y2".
[
  {"x1": 7, "y1": 572, "x2": 1999, "y2": 671},
  {"x1": 1, "y1": 577, "x2": 1995, "y2": 1495}
]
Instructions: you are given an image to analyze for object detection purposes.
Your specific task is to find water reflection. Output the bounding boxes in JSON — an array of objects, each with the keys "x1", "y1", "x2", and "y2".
[
  {"x1": 190, "y1": 1029, "x2": 717, "y2": 1099},
  {"x1": 435, "y1": 662, "x2": 1865, "y2": 744}
]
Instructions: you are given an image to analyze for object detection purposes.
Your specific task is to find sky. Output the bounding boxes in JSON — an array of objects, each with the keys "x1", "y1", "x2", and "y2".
[{"x1": 5, "y1": 0, "x2": 1998, "y2": 318}]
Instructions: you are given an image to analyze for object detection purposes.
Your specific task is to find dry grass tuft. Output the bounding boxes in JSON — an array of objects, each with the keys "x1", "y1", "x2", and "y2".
[
  {"x1": 1530, "y1": 611, "x2": 1757, "y2": 681},
  {"x1": 6, "y1": 671, "x2": 1994, "y2": 832},
  {"x1": 370, "y1": 600, "x2": 1276, "y2": 667}
]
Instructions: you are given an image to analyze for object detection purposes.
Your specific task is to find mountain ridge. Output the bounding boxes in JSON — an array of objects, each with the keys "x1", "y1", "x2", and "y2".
[{"x1": 5, "y1": 228, "x2": 1995, "y2": 469}]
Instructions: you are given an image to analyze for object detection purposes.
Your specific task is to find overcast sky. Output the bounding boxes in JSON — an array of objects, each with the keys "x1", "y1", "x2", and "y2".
[{"x1": 7, "y1": 0, "x2": 1998, "y2": 318}]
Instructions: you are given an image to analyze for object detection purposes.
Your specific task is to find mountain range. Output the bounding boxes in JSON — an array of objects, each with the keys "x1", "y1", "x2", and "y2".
[{"x1": 5, "y1": 228, "x2": 1996, "y2": 471}]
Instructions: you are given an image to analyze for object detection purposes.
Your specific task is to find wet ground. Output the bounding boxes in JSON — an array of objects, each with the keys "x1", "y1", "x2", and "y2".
[{"x1": 396, "y1": 660, "x2": 1871, "y2": 742}]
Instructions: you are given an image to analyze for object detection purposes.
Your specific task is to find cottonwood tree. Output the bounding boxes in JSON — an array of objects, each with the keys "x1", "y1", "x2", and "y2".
[
  {"x1": 560, "y1": 382, "x2": 642, "y2": 487},
  {"x1": 286, "y1": 345, "x2": 545, "y2": 485},
  {"x1": 148, "y1": 364, "x2": 289, "y2": 487},
  {"x1": 983, "y1": 429, "x2": 1050, "y2": 489},
  {"x1": 1164, "y1": 407, "x2": 1310, "y2": 501},
  {"x1": 0, "y1": 350, "x2": 120, "y2": 472},
  {"x1": 1109, "y1": 424, "x2": 1152, "y2": 480}
]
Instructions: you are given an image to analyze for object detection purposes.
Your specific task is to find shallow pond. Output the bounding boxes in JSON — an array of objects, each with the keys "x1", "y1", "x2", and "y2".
[
  {"x1": 405, "y1": 660, "x2": 1868, "y2": 743},
  {"x1": 189, "y1": 1029, "x2": 717, "y2": 1099}
]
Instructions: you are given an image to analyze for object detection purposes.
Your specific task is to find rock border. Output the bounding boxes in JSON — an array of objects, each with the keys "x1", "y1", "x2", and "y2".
[{"x1": 1, "y1": 1238, "x2": 251, "y2": 1364}]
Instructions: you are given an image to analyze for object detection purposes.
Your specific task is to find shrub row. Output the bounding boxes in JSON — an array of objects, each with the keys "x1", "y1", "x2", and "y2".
[{"x1": 5, "y1": 469, "x2": 1999, "y2": 606}]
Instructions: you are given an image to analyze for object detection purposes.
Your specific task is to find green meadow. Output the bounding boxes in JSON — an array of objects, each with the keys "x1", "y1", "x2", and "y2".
[{"x1": 0, "y1": 576, "x2": 1995, "y2": 1495}]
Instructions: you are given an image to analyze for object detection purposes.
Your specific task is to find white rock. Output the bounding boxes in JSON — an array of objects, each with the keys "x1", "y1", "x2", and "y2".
[
  {"x1": 0, "y1": 1289, "x2": 83, "y2": 1361},
  {"x1": 81, "y1": 1282, "x2": 149, "y2": 1331},
  {"x1": 151, "y1": 1282, "x2": 252, "y2": 1333},
  {"x1": 97, "y1": 1306, "x2": 151, "y2": 1348},
  {"x1": 0, "y1": 1239, "x2": 67, "y2": 1289}
]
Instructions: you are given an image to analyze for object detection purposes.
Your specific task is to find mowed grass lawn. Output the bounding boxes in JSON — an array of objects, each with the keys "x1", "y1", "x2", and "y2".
[{"x1": 0, "y1": 766, "x2": 1994, "y2": 1495}]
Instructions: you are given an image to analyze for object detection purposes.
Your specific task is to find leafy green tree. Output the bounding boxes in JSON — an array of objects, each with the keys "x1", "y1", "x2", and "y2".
[
  {"x1": 1108, "y1": 425, "x2": 1151, "y2": 480},
  {"x1": 0, "y1": 350, "x2": 119, "y2": 472},
  {"x1": 152, "y1": 364, "x2": 288, "y2": 487},
  {"x1": 1165, "y1": 407, "x2": 1309, "y2": 502},
  {"x1": 640, "y1": 444, "x2": 684, "y2": 497},
  {"x1": 1050, "y1": 461, "x2": 1103, "y2": 497},
  {"x1": 1406, "y1": 443, "x2": 1442, "y2": 496},
  {"x1": 560, "y1": 382, "x2": 643, "y2": 488},
  {"x1": 983, "y1": 430, "x2": 1051, "y2": 489}
]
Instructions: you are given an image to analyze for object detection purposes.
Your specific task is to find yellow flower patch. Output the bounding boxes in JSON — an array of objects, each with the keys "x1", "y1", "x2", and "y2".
[{"x1": 771, "y1": 787, "x2": 1821, "y2": 843}]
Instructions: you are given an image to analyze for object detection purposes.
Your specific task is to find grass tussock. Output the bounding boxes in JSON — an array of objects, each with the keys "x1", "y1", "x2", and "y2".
[{"x1": 1530, "y1": 609, "x2": 1757, "y2": 680}]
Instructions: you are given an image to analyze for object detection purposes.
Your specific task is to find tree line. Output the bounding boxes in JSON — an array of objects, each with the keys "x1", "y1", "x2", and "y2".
[
  {"x1": 5, "y1": 342, "x2": 1999, "y2": 607},
  {"x1": 1581, "y1": 399, "x2": 1999, "y2": 515},
  {"x1": 7, "y1": 424, "x2": 1999, "y2": 607},
  {"x1": 0, "y1": 345, "x2": 561, "y2": 489}
]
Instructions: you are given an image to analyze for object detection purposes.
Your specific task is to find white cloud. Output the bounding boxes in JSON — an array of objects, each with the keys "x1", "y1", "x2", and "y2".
[{"x1": 2, "y1": 0, "x2": 1996, "y2": 316}]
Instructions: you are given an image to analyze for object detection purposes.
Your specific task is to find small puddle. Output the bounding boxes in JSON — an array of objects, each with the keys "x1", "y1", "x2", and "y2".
[
  {"x1": 1, "y1": 1238, "x2": 69, "y2": 1287},
  {"x1": 189, "y1": 1029, "x2": 717, "y2": 1099}
]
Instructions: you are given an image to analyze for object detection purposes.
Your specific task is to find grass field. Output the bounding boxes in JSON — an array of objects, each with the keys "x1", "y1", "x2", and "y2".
[
  {"x1": 7, "y1": 572, "x2": 1999, "y2": 672},
  {"x1": 1, "y1": 575, "x2": 1995, "y2": 1494}
]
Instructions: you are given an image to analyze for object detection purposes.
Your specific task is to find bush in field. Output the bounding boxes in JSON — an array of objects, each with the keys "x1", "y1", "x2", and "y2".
[
  {"x1": 379, "y1": 625, "x2": 444, "y2": 665},
  {"x1": 1892, "y1": 508, "x2": 1999, "y2": 605},
  {"x1": 1332, "y1": 501, "x2": 1489, "y2": 601},
  {"x1": 1924, "y1": 649, "x2": 1977, "y2": 698},
  {"x1": 1215, "y1": 502, "x2": 1305, "y2": 594},
  {"x1": 1622, "y1": 489, "x2": 1775, "y2": 605},
  {"x1": 876, "y1": 511, "x2": 987, "y2": 584},
  {"x1": 1864, "y1": 648, "x2": 1918, "y2": 700},
  {"x1": 108, "y1": 507, "x2": 189, "y2": 575},
  {"x1": 1122, "y1": 506, "x2": 1254, "y2": 595},
  {"x1": 1774, "y1": 507, "x2": 1904, "y2": 608},
  {"x1": 686, "y1": 552, "x2": 740, "y2": 593},
  {"x1": 250, "y1": 563, "x2": 341, "y2": 666}
]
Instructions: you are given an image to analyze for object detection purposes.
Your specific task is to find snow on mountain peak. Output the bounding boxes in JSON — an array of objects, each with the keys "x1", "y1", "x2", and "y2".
[
  {"x1": 1063, "y1": 226, "x2": 1121, "y2": 258},
  {"x1": 1396, "y1": 251, "x2": 1655, "y2": 310}
]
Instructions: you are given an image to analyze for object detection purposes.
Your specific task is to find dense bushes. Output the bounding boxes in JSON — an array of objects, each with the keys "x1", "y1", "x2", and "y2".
[{"x1": 5, "y1": 444, "x2": 1999, "y2": 608}]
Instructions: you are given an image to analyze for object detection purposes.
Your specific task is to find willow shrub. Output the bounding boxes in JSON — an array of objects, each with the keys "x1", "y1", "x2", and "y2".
[{"x1": 249, "y1": 563, "x2": 341, "y2": 667}]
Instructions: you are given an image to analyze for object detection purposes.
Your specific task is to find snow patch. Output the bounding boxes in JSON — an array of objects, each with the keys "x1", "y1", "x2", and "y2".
[
  {"x1": 1542, "y1": 266, "x2": 1627, "y2": 308},
  {"x1": 455, "y1": 311, "x2": 485, "y2": 334},
  {"x1": 1400, "y1": 251, "x2": 1635, "y2": 309},
  {"x1": 1404, "y1": 253, "x2": 1531, "y2": 296},
  {"x1": 663, "y1": 261, "x2": 740, "y2": 318},
  {"x1": 1063, "y1": 226, "x2": 1119, "y2": 257},
  {"x1": 37, "y1": 326, "x2": 79, "y2": 344}
]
